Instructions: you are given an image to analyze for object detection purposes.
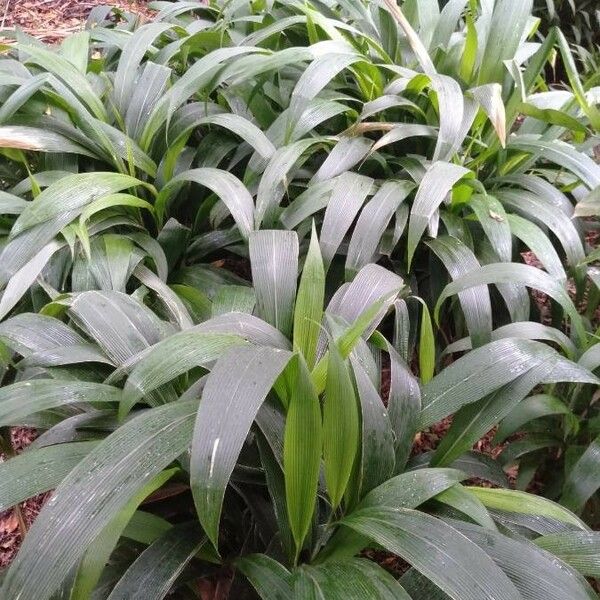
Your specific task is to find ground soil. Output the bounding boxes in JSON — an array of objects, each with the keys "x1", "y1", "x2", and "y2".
[{"x1": 1, "y1": 0, "x2": 154, "y2": 42}]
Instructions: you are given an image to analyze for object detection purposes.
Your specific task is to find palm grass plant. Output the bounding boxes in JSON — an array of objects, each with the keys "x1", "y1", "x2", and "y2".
[{"x1": 0, "y1": 0, "x2": 599, "y2": 597}]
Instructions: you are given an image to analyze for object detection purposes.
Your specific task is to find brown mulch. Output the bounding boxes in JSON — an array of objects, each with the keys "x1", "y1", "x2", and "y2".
[{"x1": 0, "y1": 0, "x2": 155, "y2": 42}]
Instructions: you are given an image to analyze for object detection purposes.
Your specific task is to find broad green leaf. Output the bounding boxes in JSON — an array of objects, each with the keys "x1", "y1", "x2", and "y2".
[
  {"x1": 0, "y1": 441, "x2": 96, "y2": 512},
  {"x1": 132, "y1": 264, "x2": 194, "y2": 330},
  {"x1": 556, "y1": 28, "x2": 600, "y2": 131},
  {"x1": 293, "y1": 223, "x2": 325, "y2": 369},
  {"x1": 351, "y1": 357, "x2": 395, "y2": 497},
  {"x1": 107, "y1": 523, "x2": 206, "y2": 600},
  {"x1": 478, "y1": 0, "x2": 533, "y2": 84},
  {"x1": 155, "y1": 168, "x2": 254, "y2": 238},
  {"x1": 124, "y1": 61, "x2": 171, "y2": 143},
  {"x1": 1, "y1": 401, "x2": 197, "y2": 600},
  {"x1": 0, "y1": 126, "x2": 96, "y2": 157},
  {"x1": 574, "y1": 187, "x2": 600, "y2": 218},
  {"x1": 494, "y1": 394, "x2": 574, "y2": 444},
  {"x1": 431, "y1": 347, "x2": 557, "y2": 467},
  {"x1": 506, "y1": 214, "x2": 567, "y2": 282},
  {"x1": 255, "y1": 138, "x2": 324, "y2": 227},
  {"x1": 70, "y1": 470, "x2": 176, "y2": 600},
  {"x1": 237, "y1": 554, "x2": 294, "y2": 600},
  {"x1": 0, "y1": 190, "x2": 28, "y2": 215},
  {"x1": 0, "y1": 73, "x2": 49, "y2": 124},
  {"x1": 69, "y1": 290, "x2": 168, "y2": 366},
  {"x1": 443, "y1": 321, "x2": 577, "y2": 361},
  {"x1": 386, "y1": 342, "x2": 421, "y2": 472},
  {"x1": 416, "y1": 299, "x2": 435, "y2": 383},
  {"x1": 11, "y1": 172, "x2": 145, "y2": 237},
  {"x1": 331, "y1": 263, "x2": 404, "y2": 340},
  {"x1": 313, "y1": 136, "x2": 373, "y2": 182},
  {"x1": 296, "y1": 559, "x2": 411, "y2": 599},
  {"x1": 466, "y1": 487, "x2": 588, "y2": 529},
  {"x1": 211, "y1": 285, "x2": 255, "y2": 316},
  {"x1": 320, "y1": 468, "x2": 465, "y2": 563},
  {"x1": 0, "y1": 380, "x2": 122, "y2": 427},
  {"x1": 19, "y1": 42, "x2": 107, "y2": 120},
  {"x1": 341, "y1": 507, "x2": 520, "y2": 600},
  {"x1": 122, "y1": 511, "x2": 172, "y2": 545},
  {"x1": 466, "y1": 194, "x2": 511, "y2": 261},
  {"x1": 470, "y1": 84, "x2": 506, "y2": 146},
  {"x1": 288, "y1": 52, "x2": 361, "y2": 133},
  {"x1": 323, "y1": 342, "x2": 359, "y2": 509},
  {"x1": 421, "y1": 338, "x2": 553, "y2": 428},
  {"x1": 407, "y1": 162, "x2": 470, "y2": 268},
  {"x1": 283, "y1": 354, "x2": 322, "y2": 554},
  {"x1": 112, "y1": 22, "x2": 175, "y2": 116},
  {"x1": 192, "y1": 312, "x2": 291, "y2": 350},
  {"x1": 0, "y1": 240, "x2": 62, "y2": 321},
  {"x1": 320, "y1": 172, "x2": 373, "y2": 268},
  {"x1": 434, "y1": 264, "x2": 586, "y2": 344},
  {"x1": 382, "y1": 0, "x2": 436, "y2": 76},
  {"x1": 428, "y1": 236, "x2": 492, "y2": 347},
  {"x1": 534, "y1": 531, "x2": 600, "y2": 578},
  {"x1": 346, "y1": 181, "x2": 414, "y2": 275},
  {"x1": 450, "y1": 520, "x2": 597, "y2": 600},
  {"x1": 434, "y1": 484, "x2": 497, "y2": 530},
  {"x1": 561, "y1": 434, "x2": 600, "y2": 514},
  {"x1": 250, "y1": 230, "x2": 299, "y2": 338},
  {"x1": 498, "y1": 189, "x2": 585, "y2": 269},
  {"x1": 509, "y1": 137, "x2": 600, "y2": 189},
  {"x1": 123, "y1": 332, "x2": 245, "y2": 411},
  {"x1": 191, "y1": 345, "x2": 292, "y2": 548}
]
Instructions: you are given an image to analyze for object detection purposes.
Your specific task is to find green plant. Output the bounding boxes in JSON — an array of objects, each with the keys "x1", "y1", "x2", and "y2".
[
  {"x1": 0, "y1": 0, "x2": 599, "y2": 597},
  {"x1": 0, "y1": 228, "x2": 598, "y2": 598}
]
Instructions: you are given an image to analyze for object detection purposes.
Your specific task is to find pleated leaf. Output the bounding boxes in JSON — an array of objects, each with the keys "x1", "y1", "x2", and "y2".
[
  {"x1": 341, "y1": 507, "x2": 520, "y2": 600},
  {"x1": 407, "y1": 162, "x2": 470, "y2": 267},
  {"x1": 561, "y1": 434, "x2": 600, "y2": 514},
  {"x1": 293, "y1": 223, "x2": 324, "y2": 369},
  {"x1": 283, "y1": 354, "x2": 322, "y2": 552},
  {"x1": 0, "y1": 441, "x2": 97, "y2": 512},
  {"x1": 323, "y1": 342, "x2": 360, "y2": 509},
  {"x1": 534, "y1": 531, "x2": 600, "y2": 578},
  {"x1": 191, "y1": 345, "x2": 292, "y2": 548},
  {"x1": 295, "y1": 559, "x2": 411, "y2": 599},
  {"x1": 107, "y1": 523, "x2": 206, "y2": 600},
  {"x1": 1, "y1": 401, "x2": 197, "y2": 600},
  {"x1": 250, "y1": 230, "x2": 299, "y2": 338}
]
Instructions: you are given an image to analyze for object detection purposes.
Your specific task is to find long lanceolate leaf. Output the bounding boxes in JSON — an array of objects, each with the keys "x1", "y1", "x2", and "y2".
[
  {"x1": 407, "y1": 162, "x2": 470, "y2": 268},
  {"x1": 434, "y1": 264, "x2": 587, "y2": 344},
  {"x1": 323, "y1": 342, "x2": 359, "y2": 509},
  {"x1": 0, "y1": 380, "x2": 122, "y2": 426},
  {"x1": 1, "y1": 401, "x2": 197, "y2": 600},
  {"x1": 293, "y1": 223, "x2": 325, "y2": 369},
  {"x1": 283, "y1": 354, "x2": 322, "y2": 555},
  {"x1": 341, "y1": 507, "x2": 521, "y2": 600},
  {"x1": 427, "y1": 236, "x2": 492, "y2": 347},
  {"x1": 107, "y1": 523, "x2": 206, "y2": 600},
  {"x1": 418, "y1": 338, "x2": 597, "y2": 428},
  {"x1": 535, "y1": 531, "x2": 600, "y2": 578},
  {"x1": 250, "y1": 230, "x2": 299, "y2": 338},
  {"x1": 0, "y1": 441, "x2": 97, "y2": 512},
  {"x1": 155, "y1": 168, "x2": 254, "y2": 238},
  {"x1": 191, "y1": 345, "x2": 292, "y2": 548},
  {"x1": 450, "y1": 520, "x2": 597, "y2": 600},
  {"x1": 295, "y1": 559, "x2": 411, "y2": 599},
  {"x1": 561, "y1": 434, "x2": 600, "y2": 515}
]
